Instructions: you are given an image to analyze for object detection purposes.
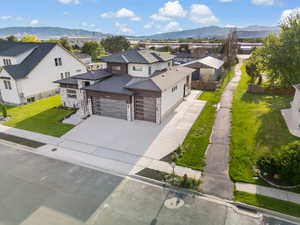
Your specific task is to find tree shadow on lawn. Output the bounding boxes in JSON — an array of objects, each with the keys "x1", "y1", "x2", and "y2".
[
  {"x1": 10, "y1": 108, "x2": 75, "y2": 137},
  {"x1": 241, "y1": 92, "x2": 299, "y2": 157}
]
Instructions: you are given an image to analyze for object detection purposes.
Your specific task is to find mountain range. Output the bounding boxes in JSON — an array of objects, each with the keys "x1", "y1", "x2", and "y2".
[{"x1": 0, "y1": 25, "x2": 280, "y2": 40}]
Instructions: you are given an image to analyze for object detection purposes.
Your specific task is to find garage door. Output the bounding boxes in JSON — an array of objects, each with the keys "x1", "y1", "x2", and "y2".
[
  {"x1": 92, "y1": 97, "x2": 127, "y2": 120},
  {"x1": 134, "y1": 96, "x2": 156, "y2": 122}
]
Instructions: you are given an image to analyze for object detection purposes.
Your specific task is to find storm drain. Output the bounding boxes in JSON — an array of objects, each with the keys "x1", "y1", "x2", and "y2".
[{"x1": 164, "y1": 197, "x2": 184, "y2": 209}]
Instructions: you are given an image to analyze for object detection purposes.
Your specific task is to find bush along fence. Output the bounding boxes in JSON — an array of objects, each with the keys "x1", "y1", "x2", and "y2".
[
  {"x1": 191, "y1": 81, "x2": 220, "y2": 91},
  {"x1": 247, "y1": 84, "x2": 295, "y2": 96}
]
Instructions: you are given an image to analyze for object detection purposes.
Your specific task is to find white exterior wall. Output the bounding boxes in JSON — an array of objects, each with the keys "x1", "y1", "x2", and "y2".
[
  {"x1": 0, "y1": 56, "x2": 15, "y2": 66},
  {"x1": 128, "y1": 61, "x2": 171, "y2": 77},
  {"x1": 0, "y1": 69, "x2": 22, "y2": 104},
  {"x1": 60, "y1": 87, "x2": 80, "y2": 108},
  {"x1": 291, "y1": 88, "x2": 300, "y2": 126},
  {"x1": 128, "y1": 64, "x2": 149, "y2": 77},
  {"x1": 160, "y1": 77, "x2": 186, "y2": 120},
  {"x1": 17, "y1": 45, "x2": 86, "y2": 102}
]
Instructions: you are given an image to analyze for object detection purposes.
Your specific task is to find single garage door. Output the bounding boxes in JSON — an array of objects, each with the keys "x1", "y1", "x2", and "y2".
[
  {"x1": 92, "y1": 97, "x2": 127, "y2": 120},
  {"x1": 134, "y1": 96, "x2": 156, "y2": 122}
]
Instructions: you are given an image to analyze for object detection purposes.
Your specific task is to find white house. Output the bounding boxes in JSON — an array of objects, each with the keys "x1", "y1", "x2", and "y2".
[
  {"x1": 0, "y1": 42, "x2": 87, "y2": 104},
  {"x1": 182, "y1": 56, "x2": 224, "y2": 81},
  {"x1": 55, "y1": 49, "x2": 194, "y2": 124},
  {"x1": 282, "y1": 84, "x2": 300, "y2": 137}
]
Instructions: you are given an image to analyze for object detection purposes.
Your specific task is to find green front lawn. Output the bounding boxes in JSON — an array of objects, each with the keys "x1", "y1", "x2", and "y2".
[
  {"x1": 176, "y1": 68, "x2": 235, "y2": 170},
  {"x1": 3, "y1": 95, "x2": 75, "y2": 137},
  {"x1": 230, "y1": 64, "x2": 300, "y2": 183},
  {"x1": 234, "y1": 191, "x2": 300, "y2": 218}
]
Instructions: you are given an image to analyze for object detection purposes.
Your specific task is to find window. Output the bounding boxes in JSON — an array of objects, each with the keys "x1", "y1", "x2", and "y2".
[
  {"x1": 27, "y1": 97, "x2": 35, "y2": 103},
  {"x1": 148, "y1": 66, "x2": 152, "y2": 75},
  {"x1": 76, "y1": 69, "x2": 82, "y2": 73},
  {"x1": 172, "y1": 85, "x2": 178, "y2": 92},
  {"x1": 3, "y1": 58, "x2": 12, "y2": 66},
  {"x1": 112, "y1": 65, "x2": 121, "y2": 71},
  {"x1": 84, "y1": 81, "x2": 90, "y2": 87},
  {"x1": 60, "y1": 73, "x2": 64, "y2": 79},
  {"x1": 133, "y1": 66, "x2": 143, "y2": 71},
  {"x1": 67, "y1": 89, "x2": 77, "y2": 99},
  {"x1": 65, "y1": 72, "x2": 70, "y2": 78},
  {"x1": 55, "y1": 57, "x2": 62, "y2": 66},
  {"x1": 3, "y1": 80, "x2": 11, "y2": 90}
]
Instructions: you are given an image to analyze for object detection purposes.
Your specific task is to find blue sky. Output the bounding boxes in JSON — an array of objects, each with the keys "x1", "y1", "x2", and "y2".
[{"x1": 0, "y1": 0, "x2": 299, "y2": 35}]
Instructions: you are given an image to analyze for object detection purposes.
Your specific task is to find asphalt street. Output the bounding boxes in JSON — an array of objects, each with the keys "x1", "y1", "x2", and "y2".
[{"x1": 0, "y1": 142, "x2": 296, "y2": 225}]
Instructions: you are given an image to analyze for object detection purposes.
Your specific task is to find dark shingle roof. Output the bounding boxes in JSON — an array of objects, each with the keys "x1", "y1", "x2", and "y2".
[
  {"x1": 101, "y1": 49, "x2": 175, "y2": 64},
  {"x1": 83, "y1": 74, "x2": 133, "y2": 95},
  {"x1": 72, "y1": 69, "x2": 112, "y2": 80},
  {"x1": 125, "y1": 77, "x2": 161, "y2": 92},
  {"x1": 0, "y1": 42, "x2": 57, "y2": 79},
  {"x1": 54, "y1": 77, "x2": 78, "y2": 85}
]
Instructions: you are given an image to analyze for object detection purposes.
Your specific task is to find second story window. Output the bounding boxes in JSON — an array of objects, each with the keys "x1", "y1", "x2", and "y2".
[
  {"x1": 3, "y1": 80, "x2": 12, "y2": 90},
  {"x1": 133, "y1": 66, "x2": 143, "y2": 71},
  {"x1": 55, "y1": 57, "x2": 62, "y2": 66}
]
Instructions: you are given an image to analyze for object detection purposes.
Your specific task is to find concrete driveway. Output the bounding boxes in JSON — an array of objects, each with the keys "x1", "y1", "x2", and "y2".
[{"x1": 56, "y1": 91, "x2": 205, "y2": 174}]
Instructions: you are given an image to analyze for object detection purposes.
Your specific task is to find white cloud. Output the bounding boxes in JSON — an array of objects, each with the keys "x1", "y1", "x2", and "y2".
[
  {"x1": 30, "y1": 19, "x2": 39, "y2": 25},
  {"x1": 115, "y1": 22, "x2": 134, "y2": 34},
  {"x1": 189, "y1": 4, "x2": 219, "y2": 24},
  {"x1": 281, "y1": 8, "x2": 300, "y2": 22},
  {"x1": 164, "y1": 21, "x2": 182, "y2": 32},
  {"x1": 81, "y1": 22, "x2": 96, "y2": 27},
  {"x1": 219, "y1": 0, "x2": 232, "y2": 2},
  {"x1": 101, "y1": 8, "x2": 141, "y2": 21},
  {"x1": 251, "y1": 0, "x2": 274, "y2": 5},
  {"x1": 0, "y1": 16, "x2": 23, "y2": 21},
  {"x1": 0, "y1": 16, "x2": 12, "y2": 20},
  {"x1": 143, "y1": 22, "x2": 162, "y2": 30},
  {"x1": 57, "y1": 0, "x2": 79, "y2": 4},
  {"x1": 225, "y1": 24, "x2": 236, "y2": 28},
  {"x1": 150, "y1": 1, "x2": 187, "y2": 21},
  {"x1": 150, "y1": 14, "x2": 171, "y2": 22}
]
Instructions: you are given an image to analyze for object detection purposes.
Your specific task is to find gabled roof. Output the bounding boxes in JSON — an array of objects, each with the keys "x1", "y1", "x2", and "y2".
[
  {"x1": 183, "y1": 56, "x2": 224, "y2": 70},
  {"x1": 0, "y1": 42, "x2": 57, "y2": 79},
  {"x1": 72, "y1": 69, "x2": 112, "y2": 80},
  {"x1": 101, "y1": 49, "x2": 175, "y2": 64},
  {"x1": 151, "y1": 67, "x2": 195, "y2": 91},
  {"x1": 125, "y1": 77, "x2": 161, "y2": 92}
]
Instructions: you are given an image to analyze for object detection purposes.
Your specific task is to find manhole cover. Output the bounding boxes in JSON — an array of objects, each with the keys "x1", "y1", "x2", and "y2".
[{"x1": 164, "y1": 197, "x2": 184, "y2": 209}]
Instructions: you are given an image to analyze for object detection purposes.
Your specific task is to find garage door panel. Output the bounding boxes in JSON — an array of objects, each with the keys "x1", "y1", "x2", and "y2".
[
  {"x1": 92, "y1": 97, "x2": 127, "y2": 120},
  {"x1": 134, "y1": 96, "x2": 156, "y2": 122}
]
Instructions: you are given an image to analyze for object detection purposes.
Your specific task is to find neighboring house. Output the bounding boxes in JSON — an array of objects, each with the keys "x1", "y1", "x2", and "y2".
[
  {"x1": 281, "y1": 85, "x2": 300, "y2": 137},
  {"x1": 55, "y1": 49, "x2": 194, "y2": 124},
  {"x1": 0, "y1": 42, "x2": 87, "y2": 105},
  {"x1": 64, "y1": 37, "x2": 102, "y2": 48},
  {"x1": 74, "y1": 53, "x2": 92, "y2": 65},
  {"x1": 182, "y1": 56, "x2": 224, "y2": 82}
]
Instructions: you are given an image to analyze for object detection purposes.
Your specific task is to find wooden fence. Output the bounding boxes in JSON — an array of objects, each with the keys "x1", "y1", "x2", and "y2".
[
  {"x1": 191, "y1": 81, "x2": 220, "y2": 91},
  {"x1": 247, "y1": 84, "x2": 295, "y2": 96}
]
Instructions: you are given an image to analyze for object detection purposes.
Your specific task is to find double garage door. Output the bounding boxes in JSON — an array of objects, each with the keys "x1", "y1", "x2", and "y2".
[
  {"x1": 134, "y1": 96, "x2": 156, "y2": 123},
  {"x1": 92, "y1": 97, "x2": 127, "y2": 120}
]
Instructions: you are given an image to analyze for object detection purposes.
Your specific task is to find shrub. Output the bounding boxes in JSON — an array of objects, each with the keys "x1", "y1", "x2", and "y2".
[
  {"x1": 257, "y1": 141, "x2": 300, "y2": 185},
  {"x1": 2, "y1": 105, "x2": 7, "y2": 118}
]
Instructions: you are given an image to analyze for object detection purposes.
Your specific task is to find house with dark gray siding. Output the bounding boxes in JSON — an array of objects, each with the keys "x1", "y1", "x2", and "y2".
[{"x1": 55, "y1": 49, "x2": 194, "y2": 124}]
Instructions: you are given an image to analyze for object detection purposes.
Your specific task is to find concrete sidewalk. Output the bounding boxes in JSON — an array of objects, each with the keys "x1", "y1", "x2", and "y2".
[
  {"x1": 236, "y1": 182, "x2": 300, "y2": 205},
  {"x1": 202, "y1": 59, "x2": 244, "y2": 200}
]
